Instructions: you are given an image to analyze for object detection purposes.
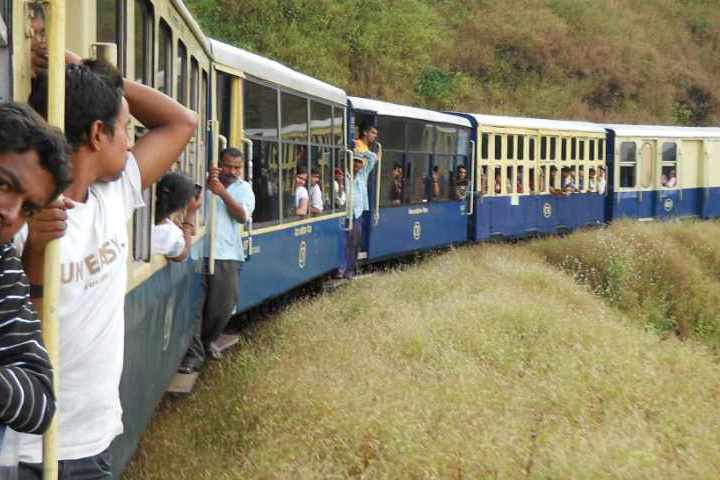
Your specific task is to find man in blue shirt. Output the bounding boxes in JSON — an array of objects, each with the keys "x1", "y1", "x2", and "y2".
[
  {"x1": 339, "y1": 150, "x2": 377, "y2": 279},
  {"x1": 180, "y1": 148, "x2": 255, "y2": 373}
]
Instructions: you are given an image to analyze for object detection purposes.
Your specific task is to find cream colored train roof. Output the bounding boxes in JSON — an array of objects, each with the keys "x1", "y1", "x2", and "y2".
[
  {"x1": 210, "y1": 39, "x2": 346, "y2": 105},
  {"x1": 604, "y1": 123, "x2": 720, "y2": 139},
  {"x1": 469, "y1": 114, "x2": 605, "y2": 134}
]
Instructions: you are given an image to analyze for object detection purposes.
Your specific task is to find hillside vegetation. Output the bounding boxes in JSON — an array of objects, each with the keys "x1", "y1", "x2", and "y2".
[
  {"x1": 187, "y1": 0, "x2": 720, "y2": 125},
  {"x1": 126, "y1": 222, "x2": 720, "y2": 479}
]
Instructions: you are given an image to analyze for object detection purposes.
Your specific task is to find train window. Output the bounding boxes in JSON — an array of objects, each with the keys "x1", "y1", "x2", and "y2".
[
  {"x1": 432, "y1": 154, "x2": 453, "y2": 201},
  {"x1": 571, "y1": 138, "x2": 577, "y2": 160},
  {"x1": 133, "y1": 0, "x2": 153, "y2": 85},
  {"x1": 310, "y1": 101, "x2": 333, "y2": 214},
  {"x1": 528, "y1": 167, "x2": 536, "y2": 193},
  {"x1": 281, "y1": 92, "x2": 308, "y2": 144},
  {"x1": 406, "y1": 153, "x2": 430, "y2": 203},
  {"x1": 176, "y1": 40, "x2": 187, "y2": 105},
  {"x1": 506, "y1": 166, "x2": 514, "y2": 194},
  {"x1": 309, "y1": 145, "x2": 332, "y2": 214},
  {"x1": 407, "y1": 120, "x2": 434, "y2": 153},
  {"x1": 132, "y1": 128, "x2": 152, "y2": 261},
  {"x1": 517, "y1": 135, "x2": 525, "y2": 160},
  {"x1": 377, "y1": 116, "x2": 405, "y2": 151},
  {"x1": 334, "y1": 107, "x2": 345, "y2": 147},
  {"x1": 662, "y1": 142, "x2": 677, "y2": 162},
  {"x1": 517, "y1": 166, "x2": 525, "y2": 193},
  {"x1": 186, "y1": 58, "x2": 199, "y2": 179},
  {"x1": 158, "y1": 20, "x2": 172, "y2": 95},
  {"x1": 332, "y1": 106, "x2": 345, "y2": 209},
  {"x1": 436, "y1": 126, "x2": 457, "y2": 155},
  {"x1": 245, "y1": 80, "x2": 278, "y2": 140},
  {"x1": 493, "y1": 166, "x2": 502, "y2": 194},
  {"x1": 506, "y1": 135, "x2": 515, "y2": 160},
  {"x1": 244, "y1": 80, "x2": 280, "y2": 226},
  {"x1": 578, "y1": 165, "x2": 585, "y2": 192},
  {"x1": 480, "y1": 133, "x2": 489, "y2": 160},
  {"x1": 216, "y1": 72, "x2": 233, "y2": 141},
  {"x1": 579, "y1": 140, "x2": 585, "y2": 161},
  {"x1": 97, "y1": 0, "x2": 125, "y2": 70},
  {"x1": 198, "y1": 69, "x2": 208, "y2": 226},
  {"x1": 458, "y1": 129, "x2": 469, "y2": 156},
  {"x1": 540, "y1": 137, "x2": 547, "y2": 161},
  {"x1": 539, "y1": 166, "x2": 547, "y2": 193},
  {"x1": 599, "y1": 140, "x2": 605, "y2": 161},
  {"x1": 620, "y1": 142, "x2": 636, "y2": 163},
  {"x1": 561, "y1": 138, "x2": 568, "y2": 161},
  {"x1": 550, "y1": 137, "x2": 557, "y2": 161},
  {"x1": 380, "y1": 151, "x2": 405, "y2": 206},
  {"x1": 529, "y1": 137, "x2": 536, "y2": 161},
  {"x1": 619, "y1": 142, "x2": 637, "y2": 188},
  {"x1": 589, "y1": 140, "x2": 596, "y2": 161},
  {"x1": 494, "y1": 134, "x2": 502, "y2": 161},
  {"x1": 480, "y1": 165, "x2": 489, "y2": 194}
]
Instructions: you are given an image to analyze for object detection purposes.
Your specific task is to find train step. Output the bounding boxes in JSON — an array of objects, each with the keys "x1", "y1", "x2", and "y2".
[{"x1": 166, "y1": 372, "x2": 199, "y2": 395}]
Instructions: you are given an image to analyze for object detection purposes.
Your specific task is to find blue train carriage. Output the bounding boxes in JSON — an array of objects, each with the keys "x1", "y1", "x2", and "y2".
[
  {"x1": 454, "y1": 114, "x2": 607, "y2": 240},
  {"x1": 603, "y1": 124, "x2": 720, "y2": 221},
  {"x1": 348, "y1": 97, "x2": 474, "y2": 261},
  {"x1": 209, "y1": 39, "x2": 349, "y2": 311}
]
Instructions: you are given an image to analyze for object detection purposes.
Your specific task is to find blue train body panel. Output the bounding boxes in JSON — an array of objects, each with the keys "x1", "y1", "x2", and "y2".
[
  {"x1": 471, "y1": 193, "x2": 604, "y2": 240},
  {"x1": 236, "y1": 217, "x2": 345, "y2": 311},
  {"x1": 365, "y1": 201, "x2": 468, "y2": 260},
  {"x1": 610, "y1": 187, "x2": 705, "y2": 220}
]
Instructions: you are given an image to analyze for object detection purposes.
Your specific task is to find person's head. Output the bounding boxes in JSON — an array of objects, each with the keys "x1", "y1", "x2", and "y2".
[
  {"x1": 353, "y1": 155, "x2": 365, "y2": 174},
  {"x1": 358, "y1": 122, "x2": 378, "y2": 145},
  {"x1": 670, "y1": 168, "x2": 677, "y2": 177},
  {"x1": 334, "y1": 167, "x2": 344, "y2": 181},
  {"x1": 310, "y1": 171, "x2": 320, "y2": 186},
  {"x1": 29, "y1": 4, "x2": 46, "y2": 53},
  {"x1": 456, "y1": 165, "x2": 467, "y2": 180},
  {"x1": 0, "y1": 102, "x2": 72, "y2": 242},
  {"x1": 154, "y1": 172, "x2": 195, "y2": 224},
  {"x1": 29, "y1": 60, "x2": 128, "y2": 182},
  {"x1": 392, "y1": 162, "x2": 403, "y2": 178},
  {"x1": 598, "y1": 166, "x2": 606, "y2": 177},
  {"x1": 589, "y1": 168, "x2": 596, "y2": 178},
  {"x1": 219, "y1": 147, "x2": 244, "y2": 185}
]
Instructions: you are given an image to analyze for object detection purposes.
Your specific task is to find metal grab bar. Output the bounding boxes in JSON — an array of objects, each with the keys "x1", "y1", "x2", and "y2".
[
  {"x1": 373, "y1": 142, "x2": 383, "y2": 225},
  {"x1": 468, "y1": 140, "x2": 476, "y2": 216},
  {"x1": 343, "y1": 149, "x2": 354, "y2": 231},
  {"x1": 43, "y1": 1, "x2": 66, "y2": 478},
  {"x1": 243, "y1": 137, "x2": 254, "y2": 259}
]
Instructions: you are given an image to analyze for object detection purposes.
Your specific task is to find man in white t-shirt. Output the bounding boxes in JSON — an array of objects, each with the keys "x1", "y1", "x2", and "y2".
[
  {"x1": 18, "y1": 56, "x2": 196, "y2": 478},
  {"x1": 309, "y1": 171, "x2": 324, "y2": 215},
  {"x1": 295, "y1": 170, "x2": 309, "y2": 217}
]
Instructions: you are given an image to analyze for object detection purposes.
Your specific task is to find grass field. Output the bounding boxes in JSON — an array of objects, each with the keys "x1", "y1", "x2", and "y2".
[{"x1": 125, "y1": 223, "x2": 720, "y2": 479}]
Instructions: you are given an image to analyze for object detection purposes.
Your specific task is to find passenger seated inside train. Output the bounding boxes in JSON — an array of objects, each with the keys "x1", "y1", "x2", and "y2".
[
  {"x1": 561, "y1": 168, "x2": 576, "y2": 194},
  {"x1": 390, "y1": 162, "x2": 404, "y2": 205},
  {"x1": 516, "y1": 168, "x2": 524, "y2": 194},
  {"x1": 588, "y1": 168, "x2": 597, "y2": 192},
  {"x1": 597, "y1": 166, "x2": 607, "y2": 194},
  {"x1": 151, "y1": 172, "x2": 201, "y2": 261},
  {"x1": 661, "y1": 168, "x2": 677, "y2": 188},
  {"x1": 309, "y1": 170, "x2": 323, "y2": 215},
  {"x1": 494, "y1": 170, "x2": 502, "y2": 194},
  {"x1": 427, "y1": 165, "x2": 443, "y2": 200},
  {"x1": 333, "y1": 168, "x2": 346, "y2": 208},
  {"x1": 295, "y1": 168, "x2": 310, "y2": 217},
  {"x1": 453, "y1": 165, "x2": 468, "y2": 201}
]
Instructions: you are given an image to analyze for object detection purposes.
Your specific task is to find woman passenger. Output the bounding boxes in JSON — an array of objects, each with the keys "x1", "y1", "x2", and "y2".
[{"x1": 152, "y1": 172, "x2": 201, "y2": 261}]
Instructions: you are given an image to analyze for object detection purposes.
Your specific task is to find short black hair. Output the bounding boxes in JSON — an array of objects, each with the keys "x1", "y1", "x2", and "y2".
[
  {"x1": 29, "y1": 60, "x2": 123, "y2": 152},
  {"x1": 220, "y1": 147, "x2": 244, "y2": 164},
  {"x1": 296, "y1": 165, "x2": 307, "y2": 175},
  {"x1": 457, "y1": 164, "x2": 467, "y2": 171},
  {"x1": 155, "y1": 172, "x2": 195, "y2": 224},
  {"x1": 359, "y1": 121, "x2": 376, "y2": 136},
  {"x1": 0, "y1": 102, "x2": 72, "y2": 201},
  {"x1": 393, "y1": 162, "x2": 402, "y2": 170}
]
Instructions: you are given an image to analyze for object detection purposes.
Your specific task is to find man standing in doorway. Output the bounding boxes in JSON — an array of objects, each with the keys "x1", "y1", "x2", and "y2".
[
  {"x1": 180, "y1": 148, "x2": 255, "y2": 373},
  {"x1": 338, "y1": 122, "x2": 378, "y2": 280}
]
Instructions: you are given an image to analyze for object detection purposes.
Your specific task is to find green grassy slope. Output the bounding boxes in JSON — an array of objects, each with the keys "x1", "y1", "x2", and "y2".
[
  {"x1": 125, "y1": 224, "x2": 720, "y2": 479},
  {"x1": 187, "y1": 0, "x2": 720, "y2": 125}
]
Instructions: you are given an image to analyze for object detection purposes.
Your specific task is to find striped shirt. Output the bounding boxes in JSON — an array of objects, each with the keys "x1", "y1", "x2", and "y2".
[{"x1": 0, "y1": 243, "x2": 55, "y2": 434}]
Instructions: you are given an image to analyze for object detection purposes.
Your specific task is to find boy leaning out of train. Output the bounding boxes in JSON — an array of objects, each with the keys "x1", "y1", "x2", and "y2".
[{"x1": 16, "y1": 47, "x2": 196, "y2": 479}]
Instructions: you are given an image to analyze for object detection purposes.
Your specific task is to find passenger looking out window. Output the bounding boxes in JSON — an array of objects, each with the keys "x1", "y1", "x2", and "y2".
[
  {"x1": 152, "y1": 172, "x2": 202, "y2": 261},
  {"x1": 390, "y1": 163, "x2": 404, "y2": 205},
  {"x1": 333, "y1": 168, "x2": 346, "y2": 208},
  {"x1": 588, "y1": 168, "x2": 597, "y2": 192},
  {"x1": 309, "y1": 171, "x2": 323, "y2": 215},
  {"x1": 494, "y1": 170, "x2": 502, "y2": 194},
  {"x1": 454, "y1": 165, "x2": 468, "y2": 201},
  {"x1": 354, "y1": 123, "x2": 377, "y2": 153},
  {"x1": 597, "y1": 167, "x2": 607, "y2": 194},
  {"x1": 562, "y1": 168, "x2": 576, "y2": 193},
  {"x1": 661, "y1": 168, "x2": 677, "y2": 188},
  {"x1": 295, "y1": 168, "x2": 310, "y2": 217},
  {"x1": 516, "y1": 167, "x2": 524, "y2": 194},
  {"x1": 427, "y1": 165, "x2": 443, "y2": 200}
]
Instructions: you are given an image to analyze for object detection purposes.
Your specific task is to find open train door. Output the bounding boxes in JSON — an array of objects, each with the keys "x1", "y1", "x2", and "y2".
[{"x1": 702, "y1": 140, "x2": 720, "y2": 218}]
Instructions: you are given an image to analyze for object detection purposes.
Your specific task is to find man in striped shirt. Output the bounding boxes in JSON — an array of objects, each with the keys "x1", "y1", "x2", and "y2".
[{"x1": 0, "y1": 102, "x2": 72, "y2": 437}]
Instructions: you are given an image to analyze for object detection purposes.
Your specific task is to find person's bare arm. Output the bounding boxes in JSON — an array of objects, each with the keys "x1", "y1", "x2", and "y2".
[{"x1": 125, "y1": 80, "x2": 197, "y2": 190}]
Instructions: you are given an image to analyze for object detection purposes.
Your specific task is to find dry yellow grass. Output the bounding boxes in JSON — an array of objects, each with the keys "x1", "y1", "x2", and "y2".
[{"x1": 125, "y1": 241, "x2": 720, "y2": 480}]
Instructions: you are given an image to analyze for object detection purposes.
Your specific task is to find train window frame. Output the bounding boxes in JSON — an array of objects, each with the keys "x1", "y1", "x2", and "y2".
[
  {"x1": 494, "y1": 134, "x2": 502, "y2": 161},
  {"x1": 540, "y1": 136, "x2": 547, "y2": 161},
  {"x1": 506, "y1": 134, "x2": 515, "y2": 160},
  {"x1": 96, "y1": 0, "x2": 126, "y2": 72},
  {"x1": 133, "y1": 0, "x2": 153, "y2": 86},
  {"x1": 517, "y1": 134, "x2": 525, "y2": 161},
  {"x1": 176, "y1": 39, "x2": 187, "y2": 106},
  {"x1": 660, "y1": 142, "x2": 678, "y2": 189},
  {"x1": 618, "y1": 141, "x2": 637, "y2": 189},
  {"x1": 157, "y1": 19, "x2": 172, "y2": 96},
  {"x1": 480, "y1": 132, "x2": 489, "y2": 160},
  {"x1": 309, "y1": 99, "x2": 334, "y2": 215}
]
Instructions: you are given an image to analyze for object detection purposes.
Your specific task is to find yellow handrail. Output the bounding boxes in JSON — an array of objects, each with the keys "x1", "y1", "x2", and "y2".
[{"x1": 43, "y1": 0, "x2": 65, "y2": 478}]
